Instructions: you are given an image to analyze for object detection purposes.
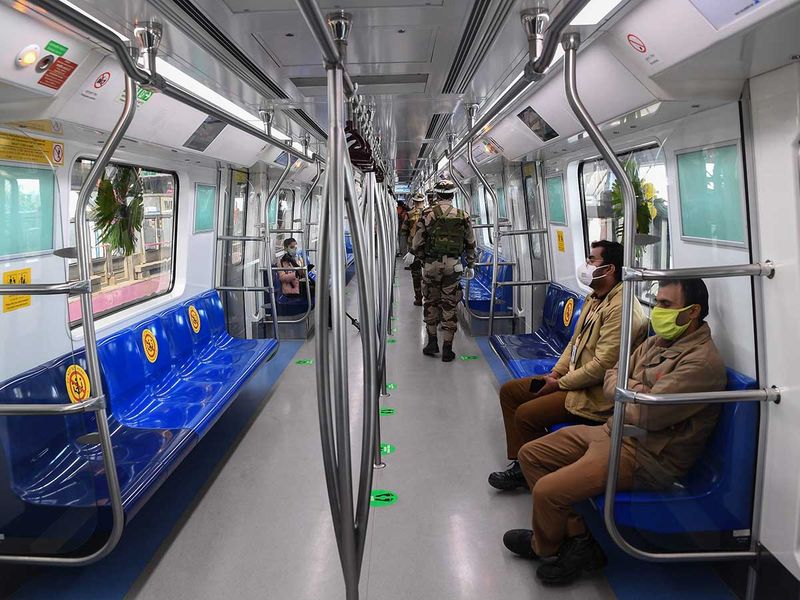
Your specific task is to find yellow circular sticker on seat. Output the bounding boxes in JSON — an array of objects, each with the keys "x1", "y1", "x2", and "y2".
[
  {"x1": 188, "y1": 305, "x2": 201, "y2": 333},
  {"x1": 563, "y1": 298, "x2": 575, "y2": 327},
  {"x1": 65, "y1": 365, "x2": 91, "y2": 403},
  {"x1": 142, "y1": 329, "x2": 159, "y2": 363}
]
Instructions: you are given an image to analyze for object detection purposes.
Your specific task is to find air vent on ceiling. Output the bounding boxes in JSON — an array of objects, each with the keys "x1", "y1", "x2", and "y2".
[
  {"x1": 517, "y1": 106, "x2": 559, "y2": 142},
  {"x1": 183, "y1": 116, "x2": 227, "y2": 151}
]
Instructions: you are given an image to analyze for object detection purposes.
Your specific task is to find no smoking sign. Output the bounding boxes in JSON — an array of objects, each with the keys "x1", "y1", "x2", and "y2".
[
  {"x1": 627, "y1": 33, "x2": 647, "y2": 53},
  {"x1": 94, "y1": 71, "x2": 111, "y2": 89}
]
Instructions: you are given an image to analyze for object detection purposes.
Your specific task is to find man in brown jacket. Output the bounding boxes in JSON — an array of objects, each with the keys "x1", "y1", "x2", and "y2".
[
  {"x1": 489, "y1": 241, "x2": 648, "y2": 490},
  {"x1": 503, "y1": 278, "x2": 727, "y2": 586}
]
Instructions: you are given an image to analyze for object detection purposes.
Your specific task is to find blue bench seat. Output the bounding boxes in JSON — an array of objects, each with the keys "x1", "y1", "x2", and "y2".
[
  {"x1": 464, "y1": 248, "x2": 513, "y2": 314},
  {"x1": 0, "y1": 290, "x2": 277, "y2": 523},
  {"x1": 489, "y1": 282, "x2": 584, "y2": 377}
]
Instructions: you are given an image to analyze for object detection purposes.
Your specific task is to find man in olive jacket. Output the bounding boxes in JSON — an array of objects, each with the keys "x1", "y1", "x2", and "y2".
[
  {"x1": 502, "y1": 278, "x2": 727, "y2": 586},
  {"x1": 489, "y1": 241, "x2": 648, "y2": 491}
]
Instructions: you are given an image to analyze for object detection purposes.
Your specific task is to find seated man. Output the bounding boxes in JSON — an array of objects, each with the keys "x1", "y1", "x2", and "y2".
[
  {"x1": 489, "y1": 241, "x2": 648, "y2": 490},
  {"x1": 503, "y1": 278, "x2": 727, "y2": 585}
]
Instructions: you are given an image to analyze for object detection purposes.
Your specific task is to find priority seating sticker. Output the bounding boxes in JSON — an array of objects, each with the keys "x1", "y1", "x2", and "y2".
[
  {"x1": 563, "y1": 298, "x2": 575, "y2": 327},
  {"x1": 142, "y1": 329, "x2": 159, "y2": 363},
  {"x1": 188, "y1": 305, "x2": 201, "y2": 333},
  {"x1": 65, "y1": 365, "x2": 91, "y2": 403}
]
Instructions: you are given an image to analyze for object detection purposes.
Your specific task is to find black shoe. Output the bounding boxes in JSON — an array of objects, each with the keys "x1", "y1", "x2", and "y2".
[
  {"x1": 488, "y1": 461, "x2": 529, "y2": 490},
  {"x1": 423, "y1": 335, "x2": 439, "y2": 356},
  {"x1": 441, "y1": 342, "x2": 455, "y2": 362},
  {"x1": 536, "y1": 533, "x2": 607, "y2": 586},
  {"x1": 413, "y1": 298, "x2": 423, "y2": 306},
  {"x1": 503, "y1": 529, "x2": 539, "y2": 560},
  {"x1": 404, "y1": 266, "x2": 412, "y2": 270}
]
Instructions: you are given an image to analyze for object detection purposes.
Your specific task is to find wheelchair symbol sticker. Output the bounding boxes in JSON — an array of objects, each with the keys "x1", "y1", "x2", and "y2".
[
  {"x1": 370, "y1": 489, "x2": 398, "y2": 507},
  {"x1": 142, "y1": 329, "x2": 159, "y2": 363},
  {"x1": 563, "y1": 298, "x2": 575, "y2": 327},
  {"x1": 65, "y1": 365, "x2": 91, "y2": 403},
  {"x1": 188, "y1": 305, "x2": 201, "y2": 333}
]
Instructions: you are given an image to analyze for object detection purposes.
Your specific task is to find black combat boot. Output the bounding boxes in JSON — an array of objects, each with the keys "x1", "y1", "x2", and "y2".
[
  {"x1": 423, "y1": 335, "x2": 439, "y2": 356},
  {"x1": 413, "y1": 295, "x2": 423, "y2": 306},
  {"x1": 441, "y1": 342, "x2": 456, "y2": 362},
  {"x1": 488, "y1": 461, "x2": 529, "y2": 490},
  {"x1": 502, "y1": 529, "x2": 540, "y2": 560},
  {"x1": 536, "y1": 532, "x2": 607, "y2": 586}
]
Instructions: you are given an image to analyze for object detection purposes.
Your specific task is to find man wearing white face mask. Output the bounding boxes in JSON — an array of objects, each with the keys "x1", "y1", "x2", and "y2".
[{"x1": 489, "y1": 240, "x2": 648, "y2": 491}]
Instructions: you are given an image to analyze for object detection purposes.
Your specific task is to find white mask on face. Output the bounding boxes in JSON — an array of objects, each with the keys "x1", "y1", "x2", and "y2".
[{"x1": 576, "y1": 261, "x2": 609, "y2": 286}]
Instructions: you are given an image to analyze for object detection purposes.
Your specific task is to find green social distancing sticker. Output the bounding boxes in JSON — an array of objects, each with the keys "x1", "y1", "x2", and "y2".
[
  {"x1": 45, "y1": 40, "x2": 68, "y2": 56},
  {"x1": 379, "y1": 407, "x2": 396, "y2": 416},
  {"x1": 380, "y1": 442, "x2": 395, "y2": 455},
  {"x1": 370, "y1": 490, "x2": 398, "y2": 507},
  {"x1": 459, "y1": 355, "x2": 480, "y2": 361},
  {"x1": 386, "y1": 382, "x2": 397, "y2": 390},
  {"x1": 295, "y1": 359, "x2": 314, "y2": 365},
  {"x1": 387, "y1": 338, "x2": 397, "y2": 344},
  {"x1": 390, "y1": 316, "x2": 398, "y2": 321}
]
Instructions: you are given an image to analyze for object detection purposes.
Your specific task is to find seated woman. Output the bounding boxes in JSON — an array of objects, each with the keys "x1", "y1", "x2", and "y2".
[{"x1": 277, "y1": 237, "x2": 314, "y2": 299}]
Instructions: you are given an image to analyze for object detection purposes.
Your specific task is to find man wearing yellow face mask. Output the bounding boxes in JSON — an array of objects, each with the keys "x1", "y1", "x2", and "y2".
[{"x1": 503, "y1": 278, "x2": 726, "y2": 586}]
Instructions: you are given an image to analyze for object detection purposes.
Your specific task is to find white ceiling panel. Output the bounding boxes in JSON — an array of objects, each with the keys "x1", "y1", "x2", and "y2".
[{"x1": 224, "y1": 0, "x2": 443, "y2": 11}]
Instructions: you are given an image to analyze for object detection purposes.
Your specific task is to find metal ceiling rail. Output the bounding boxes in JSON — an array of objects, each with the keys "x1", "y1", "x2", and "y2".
[{"x1": 26, "y1": 0, "x2": 320, "y2": 164}]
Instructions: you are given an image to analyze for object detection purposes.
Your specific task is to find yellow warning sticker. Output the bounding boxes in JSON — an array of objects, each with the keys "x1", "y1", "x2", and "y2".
[
  {"x1": 3, "y1": 268, "x2": 32, "y2": 313},
  {"x1": 0, "y1": 131, "x2": 64, "y2": 166},
  {"x1": 65, "y1": 364, "x2": 91, "y2": 403},
  {"x1": 563, "y1": 297, "x2": 575, "y2": 327},
  {"x1": 142, "y1": 328, "x2": 159, "y2": 363},
  {"x1": 188, "y1": 305, "x2": 201, "y2": 334},
  {"x1": 556, "y1": 230, "x2": 565, "y2": 253}
]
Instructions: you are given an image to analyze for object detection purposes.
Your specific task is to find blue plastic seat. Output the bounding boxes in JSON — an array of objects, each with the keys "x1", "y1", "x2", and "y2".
[
  {"x1": 463, "y1": 248, "x2": 513, "y2": 314},
  {"x1": 0, "y1": 290, "x2": 277, "y2": 524},
  {"x1": 489, "y1": 282, "x2": 585, "y2": 378}
]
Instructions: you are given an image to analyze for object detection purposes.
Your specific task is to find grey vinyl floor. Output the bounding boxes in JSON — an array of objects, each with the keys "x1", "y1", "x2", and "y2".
[{"x1": 129, "y1": 265, "x2": 616, "y2": 600}]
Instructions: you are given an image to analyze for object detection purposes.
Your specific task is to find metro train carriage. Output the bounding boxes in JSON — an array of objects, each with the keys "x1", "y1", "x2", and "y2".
[{"x1": 0, "y1": 0, "x2": 799, "y2": 598}]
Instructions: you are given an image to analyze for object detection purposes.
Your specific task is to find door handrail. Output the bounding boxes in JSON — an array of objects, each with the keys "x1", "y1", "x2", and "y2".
[
  {"x1": 625, "y1": 263, "x2": 775, "y2": 282},
  {"x1": 0, "y1": 281, "x2": 90, "y2": 295}
]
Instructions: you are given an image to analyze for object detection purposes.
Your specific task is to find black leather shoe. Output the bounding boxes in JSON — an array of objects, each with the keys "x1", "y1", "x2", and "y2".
[
  {"x1": 536, "y1": 533, "x2": 607, "y2": 585},
  {"x1": 503, "y1": 529, "x2": 539, "y2": 560},
  {"x1": 441, "y1": 342, "x2": 455, "y2": 362},
  {"x1": 423, "y1": 335, "x2": 439, "y2": 356},
  {"x1": 488, "y1": 461, "x2": 529, "y2": 490},
  {"x1": 413, "y1": 297, "x2": 423, "y2": 306}
]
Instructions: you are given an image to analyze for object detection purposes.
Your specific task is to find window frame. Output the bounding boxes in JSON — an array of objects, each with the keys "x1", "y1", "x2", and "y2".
[
  {"x1": 675, "y1": 139, "x2": 748, "y2": 249},
  {"x1": 0, "y1": 160, "x2": 57, "y2": 260},
  {"x1": 69, "y1": 156, "x2": 179, "y2": 327}
]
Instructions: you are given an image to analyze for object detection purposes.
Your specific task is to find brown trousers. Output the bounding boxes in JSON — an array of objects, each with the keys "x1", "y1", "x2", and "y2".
[
  {"x1": 518, "y1": 425, "x2": 638, "y2": 557},
  {"x1": 499, "y1": 377, "x2": 596, "y2": 460}
]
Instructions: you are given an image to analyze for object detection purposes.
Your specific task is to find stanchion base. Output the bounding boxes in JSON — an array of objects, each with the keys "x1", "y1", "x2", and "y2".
[
  {"x1": 373, "y1": 461, "x2": 387, "y2": 470},
  {"x1": 380, "y1": 392, "x2": 391, "y2": 398}
]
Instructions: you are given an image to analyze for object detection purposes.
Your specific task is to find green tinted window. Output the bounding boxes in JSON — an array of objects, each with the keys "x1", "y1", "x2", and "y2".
[
  {"x1": 194, "y1": 184, "x2": 216, "y2": 232},
  {"x1": 678, "y1": 145, "x2": 745, "y2": 244},
  {"x1": 0, "y1": 164, "x2": 54, "y2": 257},
  {"x1": 545, "y1": 175, "x2": 566, "y2": 225}
]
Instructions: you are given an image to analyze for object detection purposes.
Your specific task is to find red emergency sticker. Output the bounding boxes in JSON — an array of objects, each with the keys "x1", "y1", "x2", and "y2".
[{"x1": 37, "y1": 57, "x2": 79, "y2": 90}]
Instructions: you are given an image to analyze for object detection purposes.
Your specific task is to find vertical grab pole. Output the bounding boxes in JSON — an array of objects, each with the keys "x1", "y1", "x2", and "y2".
[
  {"x1": 465, "y1": 104, "x2": 501, "y2": 337},
  {"x1": 560, "y1": 32, "x2": 638, "y2": 550}
]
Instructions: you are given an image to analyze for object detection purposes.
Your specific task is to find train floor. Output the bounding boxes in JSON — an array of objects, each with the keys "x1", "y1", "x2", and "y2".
[{"x1": 2, "y1": 264, "x2": 739, "y2": 599}]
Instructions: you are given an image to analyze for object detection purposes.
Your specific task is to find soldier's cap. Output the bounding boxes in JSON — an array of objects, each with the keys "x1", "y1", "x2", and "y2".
[
  {"x1": 411, "y1": 192, "x2": 426, "y2": 203},
  {"x1": 425, "y1": 188, "x2": 437, "y2": 198},
  {"x1": 434, "y1": 178, "x2": 457, "y2": 198}
]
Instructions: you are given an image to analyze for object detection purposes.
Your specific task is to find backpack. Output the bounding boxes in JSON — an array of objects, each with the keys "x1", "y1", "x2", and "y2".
[
  {"x1": 428, "y1": 205, "x2": 467, "y2": 257},
  {"x1": 406, "y1": 208, "x2": 423, "y2": 239}
]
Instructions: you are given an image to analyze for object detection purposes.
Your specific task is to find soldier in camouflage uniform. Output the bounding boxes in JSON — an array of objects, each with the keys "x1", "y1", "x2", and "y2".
[
  {"x1": 400, "y1": 192, "x2": 427, "y2": 305},
  {"x1": 411, "y1": 179, "x2": 477, "y2": 362}
]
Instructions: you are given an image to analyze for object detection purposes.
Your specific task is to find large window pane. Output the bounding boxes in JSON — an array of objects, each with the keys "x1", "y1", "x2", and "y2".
[
  {"x1": 0, "y1": 164, "x2": 54, "y2": 257},
  {"x1": 677, "y1": 144, "x2": 746, "y2": 245},
  {"x1": 68, "y1": 160, "x2": 177, "y2": 325},
  {"x1": 545, "y1": 175, "x2": 567, "y2": 225}
]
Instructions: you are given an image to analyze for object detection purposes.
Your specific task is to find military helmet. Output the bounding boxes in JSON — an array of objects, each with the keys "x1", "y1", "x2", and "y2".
[
  {"x1": 434, "y1": 178, "x2": 457, "y2": 199},
  {"x1": 411, "y1": 192, "x2": 425, "y2": 204},
  {"x1": 425, "y1": 187, "x2": 438, "y2": 205}
]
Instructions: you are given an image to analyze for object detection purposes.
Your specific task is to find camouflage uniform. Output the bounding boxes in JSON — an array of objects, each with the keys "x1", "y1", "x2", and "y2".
[
  {"x1": 400, "y1": 201, "x2": 426, "y2": 304},
  {"x1": 412, "y1": 197, "x2": 477, "y2": 356}
]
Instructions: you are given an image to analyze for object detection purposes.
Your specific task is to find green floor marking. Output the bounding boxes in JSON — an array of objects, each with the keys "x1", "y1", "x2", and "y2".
[
  {"x1": 295, "y1": 359, "x2": 314, "y2": 365},
  {"x1": 390, "y1": 316, "x2": 398, "y2": 321},
  {"x1": 386, "y1": 382, "x2": 397, "y2": 390},
  {"x1": 380, "y1": 442, "x2": 396, "y2": 455},
  {"x1": 370, "y1": 490, "x2": 398, "y2": 507},
  {"x1": 459, "y1": 355, "x2": 480, "y2": 361},
  {"x1": 387, "y1": 338, "x2": 397, "y2": 344},
  {"x1": 379, "y1": 407, "x2": 396, "y2": 416},
  {"x1": 391, "y1": 327, "x2": 398, "y2": 334}
]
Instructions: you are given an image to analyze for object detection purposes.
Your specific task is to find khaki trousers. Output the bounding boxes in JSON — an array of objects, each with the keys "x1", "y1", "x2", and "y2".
[
  {"x1": 518, "y1": 425, "x2": 637, "y2": 557},
  {"x1": 499, "y1": 378, "x2": 597, "y2": 460}
]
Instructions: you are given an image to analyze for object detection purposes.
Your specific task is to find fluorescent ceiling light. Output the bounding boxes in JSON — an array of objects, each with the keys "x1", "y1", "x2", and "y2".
[
  {"x1": 156, "y1": 57, "x2": 292, "y2": 141},
  {"x1": 570, "y1": 0, "x2": 624, "y2": 26},
  {"x1": 437, "y1": 156, "x2": 448, "y2": 172}
]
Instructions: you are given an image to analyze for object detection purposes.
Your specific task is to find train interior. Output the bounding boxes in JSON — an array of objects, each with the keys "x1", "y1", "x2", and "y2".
[{"x1": 0, "y1": 0, "x2": 799, "y2": 597}]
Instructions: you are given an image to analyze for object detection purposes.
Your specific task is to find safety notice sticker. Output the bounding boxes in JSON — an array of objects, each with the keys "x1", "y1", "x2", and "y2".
[
  {"x1": 37, "y1": 57, "x2": 79, "y2": 90},
  {"x1": 0, "y1": 132, "x2": 64, "y2": 166},
  {"x1": 3, "y1": 268, "x2": 32, "y2": 313}
]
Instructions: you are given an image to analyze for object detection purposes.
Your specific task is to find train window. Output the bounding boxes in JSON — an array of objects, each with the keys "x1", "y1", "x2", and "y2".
[
  {"x1": 475, "y1": 184, "x2": 490, "y2": 246},
  {"x1": 545, "y1": 174, "x2": 567, "y2": 225},
  {"x1": 579, "y1": 145, "x2": 670, "y2": 300},
  {"x1": 0, "y1": 163, "x2": 55, "y2": 258},
  {"x1": 227, "y1": 169, "x2": 249, "y2": 265},
  {"x1": 194, "y1": 183, "x2": 216, "y2": 233},
  {"x1": 67, "y1": 159, "x2": 177, "y2": 325},
  {"x1": 677, "y1": 143, "x2": 746, "y2": 246}
]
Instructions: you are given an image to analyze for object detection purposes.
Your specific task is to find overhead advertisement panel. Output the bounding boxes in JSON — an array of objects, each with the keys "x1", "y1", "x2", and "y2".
[{"x1": 688, "y1": 0, "x2": 777, "y2": 29}]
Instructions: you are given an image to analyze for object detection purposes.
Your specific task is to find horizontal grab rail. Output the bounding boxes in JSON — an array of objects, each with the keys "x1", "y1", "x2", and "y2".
[
  {"x1": 624, "y1": 262, "x2": 774, "y2": 282},
  {"x1": 0, "y1": 396, "x2": 106, "y2": 416},
  {"x1": 271, "y1": 229, "x2": 305, "y2": 235},
  {"x1": 217, "y1": 235, "x2": 265, "y2": 242},
  {"x1": 496, "y1": 279, "x2": 550, "y2": 287},
  {"x1": 616, "y1": 387, "x2": 780, "y2": 405},
  {"x1": 472, "y1": 223, "x2": 512, "y2": 230},
  {"x1": 473, "y1": 261, "x2": 516, "y2": 267},
  {"x1": 262, "y1": 266, "x2": 309, "y2": 272},
  {"x1": 0, "y1": 281, "x2": 90, "y2": 295},
  {"x1": 216, "y1": 285, "x2": 274, "y2": 292},
  {"x1": 500, "y1": 228, "x2": 548, "y2": 237}
]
